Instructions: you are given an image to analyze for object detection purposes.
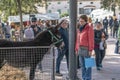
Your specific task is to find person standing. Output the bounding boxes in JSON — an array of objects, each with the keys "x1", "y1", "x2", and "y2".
[
  {"x1": 94, "y1": 22, "x2": 108, "y2": 70},
  {"x1": 30, "y1": 17, "x2": 41, "y2": 37},
  {"x1": 103, "y1": 17, "x2": 108, "y2": 33},
  {"x1": 55, "y1": 19, "x2": 69, "y2": 76},
  {"x1": 95, "y1": 18, "x2": 99, "y2": 25},
  {"x1": 26, "y1": 17, "x2": 43, "y2": 71},
  {"x1": 23, "y1": 25, "x2": 34, "y2": 41},
  {"x1": 115, "y1": 26, "x2": 120, "y2": 54},
  {"x1": 113, "y1": 18, "x2": 119, "y2": 38},
  {"x1": 109, "y1": 16, "x2": 114, "y2": 36},
  {"x1": 4, "y1": 22, "x2": 11, "y2": 40},
  {"x1": 75, "y1": 15, "x2": 94, "y2": 80},
  {"x1": 36, "y1": 20, "x2": 44, "y2": 31}
]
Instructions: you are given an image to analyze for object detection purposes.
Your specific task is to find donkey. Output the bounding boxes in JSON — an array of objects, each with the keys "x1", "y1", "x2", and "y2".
[{"x1": 0, "y1": 26, "x2": 62, "y2": 80}]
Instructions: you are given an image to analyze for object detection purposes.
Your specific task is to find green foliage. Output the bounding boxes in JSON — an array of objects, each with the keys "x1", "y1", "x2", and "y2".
[
  {"x1": 0, "y1": 0, "x2": 43, "y2": 21},
  {"x1": 101, "y1": 0, "x2": 120, "y2": 16},
  {"x1": 101, "y1": 0, "x2": 120, "y2": 10},
  {"x1": 60, "y1": 12, "x2": 69, "y2": 18}
]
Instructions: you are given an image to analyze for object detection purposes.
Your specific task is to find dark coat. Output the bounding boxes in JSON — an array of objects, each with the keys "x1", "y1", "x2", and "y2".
[{"x1": 59, "y1": 27, "x2": 68, "y2": 50}]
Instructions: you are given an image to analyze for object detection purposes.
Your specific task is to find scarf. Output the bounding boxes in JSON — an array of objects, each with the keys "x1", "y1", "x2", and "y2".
[{"x1": 79, "y1": 23, "x2": 87, "y2": 32}]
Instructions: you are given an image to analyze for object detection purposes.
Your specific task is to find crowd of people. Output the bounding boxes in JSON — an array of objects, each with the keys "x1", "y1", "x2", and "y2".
[
  {"x1": 0, "y1": 13, "x2": 120, "y2": 80},
  {"x1": 0, "y1": 17, "x2": 52, "y2": 41},
  {"x1": 55, "y1": 14, "x2": 120, "y2": 80}
]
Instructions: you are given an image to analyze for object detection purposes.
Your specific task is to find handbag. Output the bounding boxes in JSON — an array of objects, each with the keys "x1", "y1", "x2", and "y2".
[{"x1": 85, "y1": 57, "x2": 95, "y2": 68}]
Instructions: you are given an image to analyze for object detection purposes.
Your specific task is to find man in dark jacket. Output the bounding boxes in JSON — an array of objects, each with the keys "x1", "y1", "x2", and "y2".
[
  {"x1": 113, "y1": 18, "x2": 119, "y2": 38},
  {"x1": 109, "y1": 16, "x2": 114, "y2": 36},
  {"x1": 103, "y1": 17, "x2": 108, "y2": 33},
  {"x1": 30, "y1": 17, "x2": 41, "y2": 37},
  {"x1": 30, "y1": 17, "x2": 43, "y2": 71}
]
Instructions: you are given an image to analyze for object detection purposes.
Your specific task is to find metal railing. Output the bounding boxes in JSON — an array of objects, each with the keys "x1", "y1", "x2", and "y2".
[{"x1": 0, "y1": 46, "x2": 56, "y2": 80}]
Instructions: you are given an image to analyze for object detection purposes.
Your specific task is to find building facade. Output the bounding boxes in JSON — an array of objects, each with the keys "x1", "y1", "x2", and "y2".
[{"x1": 47, "y1": 0, "x2": 101, "y2": 15}]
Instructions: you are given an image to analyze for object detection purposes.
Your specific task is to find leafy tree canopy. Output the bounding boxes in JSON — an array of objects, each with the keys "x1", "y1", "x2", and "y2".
[
  {"x1": 101, "y1": 0, "x2": 120, "y2": 16},
  {"x1": 0, "y1": 0, "x2": 44, "y2": 21}
]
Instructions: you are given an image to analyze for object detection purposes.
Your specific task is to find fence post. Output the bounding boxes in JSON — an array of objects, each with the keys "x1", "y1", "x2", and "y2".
[{"x1": 51, "y1": 46, "x2": 55, "y2": 80}]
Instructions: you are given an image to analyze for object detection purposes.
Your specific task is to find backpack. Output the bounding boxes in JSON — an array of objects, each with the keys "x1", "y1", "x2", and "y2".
[{"x1": 114, "y1": 21, "x2": 119, "y2": 30}]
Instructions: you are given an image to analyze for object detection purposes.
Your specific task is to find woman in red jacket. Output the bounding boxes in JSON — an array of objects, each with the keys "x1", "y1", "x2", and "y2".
[{"x1": 75, "y1": 15, "x2": 94, "y2": 80}]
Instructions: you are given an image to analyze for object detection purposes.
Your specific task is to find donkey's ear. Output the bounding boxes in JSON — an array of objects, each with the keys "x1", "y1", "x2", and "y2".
[
  {"x1": 55, "y1": 19, "x2": 64, "y2": 30},
  {"x1": 54, "y1": 25, "x2": 59, "y2": 31}
]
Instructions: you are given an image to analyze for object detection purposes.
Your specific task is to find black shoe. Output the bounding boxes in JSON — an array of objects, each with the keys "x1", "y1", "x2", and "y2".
[
  {"x1": 55, "y1": 72, "x2": 63, "y2": 76},
  {"x1": 99, "y1": 64, "x2": 103, "y2": 68},
  {"x1": 97, "y1": 67, "x2": 101, "y2": 71},
  {"x1": 40, "y1": 69, "x2": 43, "y2": 73}
]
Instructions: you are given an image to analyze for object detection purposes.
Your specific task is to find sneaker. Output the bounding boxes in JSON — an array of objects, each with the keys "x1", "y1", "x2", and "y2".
[
  {"x1": 55, "y1": 73, "x2": 63, "y2": 76},
  {"x1": 40, "y1": 70, "x2": 43, "y2": 73}
]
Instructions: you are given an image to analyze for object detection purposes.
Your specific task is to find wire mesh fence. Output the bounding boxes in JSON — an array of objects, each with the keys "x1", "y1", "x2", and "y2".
[{"x1": 0, "y1": 46, "x2": 56, "y2": 80}]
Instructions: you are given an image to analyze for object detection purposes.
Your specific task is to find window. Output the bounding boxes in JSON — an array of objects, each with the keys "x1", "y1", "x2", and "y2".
[
  {"x1": 48, "y1": 10, "x2": 52, "y2": 13},
  {"x1": 57, "y1": 9, "x2": 61, "y2": 14},
  {"x1": 90, "y1": 2, "x2": 93, "y2": 4},
  {"x1": 80, "y1": 3, "x2": 82, "y2": 4},
  {"x1": 79, "y1": 8, "x2": 84, "y2": 14},
  {"x1": 57, "y1": 2, "x2": 61, "y2": 4},
  {"x1": 84, "y1": 8, "x2": 93, "y2": 15},
  {"x1": 67, "y1": 9, "x2": 69, "y2": 13},
  {"x1": 52, "y1": 7, "x2": 54, "y2": 9},
  {"x1": 65, "y1": 6, "x2": 67, "y2": 8}
]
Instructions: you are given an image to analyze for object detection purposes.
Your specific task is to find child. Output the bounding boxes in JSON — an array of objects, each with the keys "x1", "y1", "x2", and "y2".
[
  {"x1": 99, "y1": 31, "x2": 107, "y2": 68},
  {"x1": 99, "y1": 32, "x2": 106, "y2": 50}
]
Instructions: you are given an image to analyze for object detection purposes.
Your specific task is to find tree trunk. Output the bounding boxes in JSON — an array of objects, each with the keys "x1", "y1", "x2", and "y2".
[
  {"x1": 113, "y1": 8, "x2": 116, "y2": 16},
  {"x1": 69, "y1": 0, "x2": 77, "y2": 80},
  {"x1": 17, "y1": 0, "x2": 23, "y2": 41},
  {"x1": 45, "y1": 0, "x2": 48, "y2": 13}
]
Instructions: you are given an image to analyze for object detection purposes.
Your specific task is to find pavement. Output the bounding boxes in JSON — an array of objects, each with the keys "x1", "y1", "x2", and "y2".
[
  {"x1": 2, "y1": 32, "x2": 120, "y2": 80},
  {"x1": 22, "y1": 35, "x2": 120, "y2": 80},
  {"x1": 55, "y1": 36, "x2": 120, "y2": 80}
]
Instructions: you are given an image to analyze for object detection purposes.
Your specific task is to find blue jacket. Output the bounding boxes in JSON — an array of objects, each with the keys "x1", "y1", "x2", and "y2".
[{"x1": 59, "y1": 27, "x2": 68, "y2": 49}]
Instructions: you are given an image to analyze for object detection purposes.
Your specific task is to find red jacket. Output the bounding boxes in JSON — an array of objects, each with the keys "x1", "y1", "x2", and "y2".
[{"x1": 75, "y1": 23, "x2": 94, "y2": 52}]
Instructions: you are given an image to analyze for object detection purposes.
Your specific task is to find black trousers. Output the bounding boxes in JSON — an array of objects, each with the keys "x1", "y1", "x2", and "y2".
[{"x1": 94, "y1": 48, "x2": 106, "y2": 67}]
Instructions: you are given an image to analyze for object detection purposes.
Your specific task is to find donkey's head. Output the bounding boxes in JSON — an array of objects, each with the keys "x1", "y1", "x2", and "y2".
[
  {"x1": 34, "y1": 25, "x2": 62, "y2": 46},
  {"x1": 46, "y1": 26, "x2": 62, "y2": 47},
  {"x1": 35, "y1": 19, "x2": 69, "y2": 46}
]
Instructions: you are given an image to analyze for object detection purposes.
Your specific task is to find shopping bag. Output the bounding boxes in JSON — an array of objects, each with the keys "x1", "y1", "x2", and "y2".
[{"x1": 85, "y1": 57, "x2": 95, "y2": 68}]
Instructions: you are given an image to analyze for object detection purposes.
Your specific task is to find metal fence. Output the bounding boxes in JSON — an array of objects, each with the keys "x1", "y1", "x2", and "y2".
[{"x1": 0, "y1": 46, "x2": 56, "y2": 80}]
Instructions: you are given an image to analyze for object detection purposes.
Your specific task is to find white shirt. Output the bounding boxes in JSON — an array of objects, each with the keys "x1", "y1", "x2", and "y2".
[
  {"x1": 117, "y1": 14, "x2": 120, "y2": 21},
  {"x1": 24, "y1": 27, "x2": 34, "y2": 39}
]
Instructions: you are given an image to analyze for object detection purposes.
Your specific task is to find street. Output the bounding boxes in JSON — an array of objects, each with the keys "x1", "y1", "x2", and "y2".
[{"x1": 56, "y1": 36, "x2": 120, "y2": 80}]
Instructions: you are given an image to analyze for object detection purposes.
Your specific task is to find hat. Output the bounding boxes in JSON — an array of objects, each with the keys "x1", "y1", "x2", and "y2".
[{"x1": 31, "y1": 17, "x2": 37, "y2": 22}]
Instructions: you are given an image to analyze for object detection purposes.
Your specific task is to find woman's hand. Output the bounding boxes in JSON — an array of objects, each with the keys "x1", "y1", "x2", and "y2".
[
  {"x1": 89, "y1": 51, "x2": 92, "y2": 56},
  {"x1": 101, "y1": 38, "x2": 105, "y2": 41},
  {"x1": 75, "y1": 51, "x2": 78, "y2": 56}
]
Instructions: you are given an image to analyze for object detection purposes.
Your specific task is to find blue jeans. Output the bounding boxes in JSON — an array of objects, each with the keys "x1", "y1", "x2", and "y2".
[
  {"x1": 79, "y1": 56, "x2": 92, "y2": 80},
  {"x1": 114, "y1": 40, "x2": 119, "y2": 54},
  {"x1": 79, "y1": 47, "x2": 92, "y2": 80},
  {"x1": 56, "y1": 48, "x2": 69, "y2": 73}
]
